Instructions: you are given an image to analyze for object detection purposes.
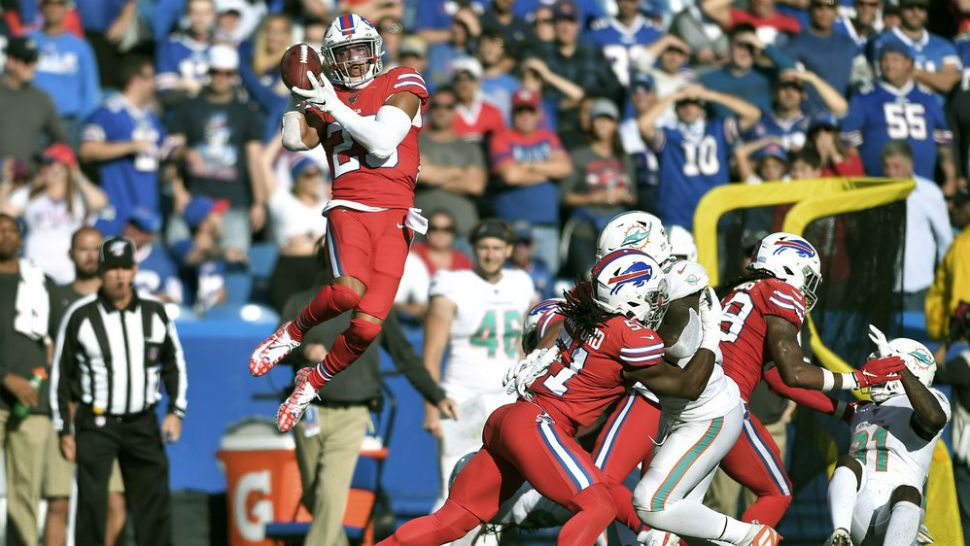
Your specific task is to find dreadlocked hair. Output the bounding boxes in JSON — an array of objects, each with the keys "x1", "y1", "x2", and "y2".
[
  {"x1": 715, "y1": 268, "x2": 777, "y2": 300},
  {"x1": 558, "y1": 281, "x2": 613, "y2": 343}
]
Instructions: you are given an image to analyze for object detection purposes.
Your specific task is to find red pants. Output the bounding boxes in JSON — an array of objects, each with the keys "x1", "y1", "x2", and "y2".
[
  {"x1": 325, "y1": 207, "x2": 413, "y2": 320},
  {"x1": 590, "y1": 392, "x2": 662, "y2": 481},
  {"x1": 380, "y1": 402, "x2": 618, "y2": 546},
  {"x1": 719, "y1": 411, "x2": 793, "y2": 525}
]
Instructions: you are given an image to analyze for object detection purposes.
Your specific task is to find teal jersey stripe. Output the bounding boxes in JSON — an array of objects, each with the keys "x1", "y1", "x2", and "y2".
[{"x1": 650, "y1": 417, "x2": 724, "y2": 511}]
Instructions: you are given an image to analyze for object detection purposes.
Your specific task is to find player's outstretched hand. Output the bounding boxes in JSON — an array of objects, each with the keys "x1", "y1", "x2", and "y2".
[
  {"x1": 438, "y1": 397, "x2": 459, "y2": 420},
  {"x1": 292, "y1": 71, "x2": 338, "y2": 111},
  {"x1": 853, "y1": 355, "x2": 905, "y2": 387}
]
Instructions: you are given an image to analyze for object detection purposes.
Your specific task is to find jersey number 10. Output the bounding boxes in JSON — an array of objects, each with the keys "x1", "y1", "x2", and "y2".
[{"x1": 682, "y1": 136, "x2": 720, "y2": 177}]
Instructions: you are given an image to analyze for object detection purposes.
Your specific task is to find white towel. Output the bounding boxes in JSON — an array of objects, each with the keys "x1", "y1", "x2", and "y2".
[{"x1": 13, "y1": 259, "x2": 50, "y2": 342}]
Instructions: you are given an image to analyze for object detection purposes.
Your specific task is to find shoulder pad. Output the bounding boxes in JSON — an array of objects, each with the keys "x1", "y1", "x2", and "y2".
[{"x1": 666, "y1": 261, "x2": 709, "y2": 301}]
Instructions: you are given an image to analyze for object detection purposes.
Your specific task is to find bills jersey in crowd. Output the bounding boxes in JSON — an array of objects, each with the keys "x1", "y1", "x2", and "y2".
[
  {"x1": 719, "y1": 277, "x2": 807, "y2": 401},
  {"x1": 747, "y1": 111, "x2": 809, "y2": 151},
  {"x1": 82, "y1": 95, "x2": 167, "y2": 235},
  {"x1": 849, "y1": 388, "x2": 951, "y2": 488},
  {"x1": 649, "y1": 117, "x2": 738, "y2": 229},
  {"x1": 155, "y1": 34, "x2": 210, "y2": 93},
  {"x1": 304, "y1": 66, "x2": 429, "y2": 209},
  {"x1": 531, "y1": 315, "x2": 665, "y2": 432},
  {"x1": 840, "y1": 81, "x2": 951, "y2": 179},
  {"x1": 430, "y1": 268, "x2": 535, "y2": 402},
  {"x1": 586, "y1": 15, "x2": 662, "y2": 86},
  {"x1": 868, "y1": 28, "x2": 962, "y2": 97}
]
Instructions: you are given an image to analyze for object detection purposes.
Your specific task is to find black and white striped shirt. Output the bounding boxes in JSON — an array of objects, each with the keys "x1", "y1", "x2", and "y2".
[{"x1": 51, "y1": 291, "x2": 188, "y2": 434}]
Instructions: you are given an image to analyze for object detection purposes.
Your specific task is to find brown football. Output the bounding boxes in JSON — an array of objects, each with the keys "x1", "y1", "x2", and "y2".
[{"x1": 280, "y1": 43, "x2": 323, "y2": 91}]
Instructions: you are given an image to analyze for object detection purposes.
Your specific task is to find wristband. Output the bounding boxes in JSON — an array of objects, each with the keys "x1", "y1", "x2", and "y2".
[
  {"x1": 840, "y1": 371, "x2": 859, "y2": 390},
  {"x1": 821, "y1": 369, "x2": 835, "y2": 391}
]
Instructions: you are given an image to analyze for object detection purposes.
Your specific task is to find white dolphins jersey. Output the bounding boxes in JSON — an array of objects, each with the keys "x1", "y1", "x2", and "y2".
[
  {"x1": 633, "y1": 259, "x2": 737, "y2": 421},
  {"x1": 848, "y1": 388, "x2": 951, "y2": 488},
  {"x1": 431, "y1": 268, "x2": 535, "y2": 402}
]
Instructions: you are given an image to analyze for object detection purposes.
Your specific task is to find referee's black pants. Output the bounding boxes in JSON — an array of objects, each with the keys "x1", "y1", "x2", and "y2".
[{"x1": 75, "y1": 404, "x2": 172, "y2": 546}]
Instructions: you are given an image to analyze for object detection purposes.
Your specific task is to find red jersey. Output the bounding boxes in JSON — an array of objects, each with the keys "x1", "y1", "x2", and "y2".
[
  {"x1": 306, "y1": 66, "x2": 429, "y2": 209},
  {"x1": 453, "y1": 98, "x2": 505, "y2": 143},
  {"x1": 719, "y1": 278, "x2": 807, "y2": 401},
  {"x1": 531, "y1": 315, "x2": 665, "y2": 433}
]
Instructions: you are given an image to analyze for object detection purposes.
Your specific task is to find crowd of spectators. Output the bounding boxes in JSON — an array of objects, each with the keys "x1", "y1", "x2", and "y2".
[
  {"x1": 1, "y1": 0, "x2": 970, "y2": 542},
  {"x1": 0, "y1": 0, "x2": 967, "y2": 317}
]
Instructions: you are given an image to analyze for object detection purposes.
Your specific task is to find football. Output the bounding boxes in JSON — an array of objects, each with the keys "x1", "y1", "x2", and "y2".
[{"x1": 280, "y1": 43, "x2": 323, "y2": 91}]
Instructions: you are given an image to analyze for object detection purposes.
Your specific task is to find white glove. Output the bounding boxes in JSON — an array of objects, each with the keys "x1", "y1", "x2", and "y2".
[
  {"x1": 503, "y1": 351, "x2": 537, "y2": 390},
  {"x1": 637, "y1": 529, "x2": 681, "y2": 546},
  {"x1": 868, "y1": 324, "x2": 893, "y2": 358},
  {"x1": 292, "y1": 71, "x2": 338, "y2": 112},
  {"x1": 506, "y1": 347, "x2": 560, "y2": 401},
  {"x1": 698, "y1": 286, "x2": 722, "y2": 351}
]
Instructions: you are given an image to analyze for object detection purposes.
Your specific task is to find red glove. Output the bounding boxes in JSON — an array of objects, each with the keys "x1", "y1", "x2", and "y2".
[{"x1": 853, "y1": 356, "x2": 905, "y2": 388}]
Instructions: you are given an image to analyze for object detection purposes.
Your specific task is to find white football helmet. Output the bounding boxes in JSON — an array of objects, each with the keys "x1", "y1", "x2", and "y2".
[
  {"x1": 869, "y1": 337, "x2": 937, "y2": 403},
  {"x1": 667, "y1": 225, "x2": 698, "y2": 262},
  {"x1": 596, "y1": 211, "x2": 672, "y2": 266},
  {"x1": 523, "y1": 298, "x2": 565, "y2": 353},
  {"x1": 748, "y1": 232, "x2": 822, "y2": 311},
  {"x1": 591, "y1": 249, "x2": 669, "y2": 329},
  {"x1": 321, "y1": 13, "x2": 383, "y2": 88}
]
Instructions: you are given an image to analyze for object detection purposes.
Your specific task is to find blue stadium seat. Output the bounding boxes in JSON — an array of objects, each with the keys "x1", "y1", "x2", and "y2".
[
  {"x1": 204, "y1": 303, "x2": 280, "y2": 323},
  {"x1": 224, "y1": 271, "x2": 253, "y2": 304},
  {"x1": 248, "y1": 243, "x2": 279, "y2": 281}
]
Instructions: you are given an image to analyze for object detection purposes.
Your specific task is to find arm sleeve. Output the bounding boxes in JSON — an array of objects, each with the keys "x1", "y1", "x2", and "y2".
[
  {"x1": 764, "y1": 366, "x2": 838, "y2": 414},
  {"x1": 762, "y1": 282, "x2": 807, "y2": 328},
  {"x1": 619, "y1": 327, "x2": 666, "y2": 369},
  {"x1": 158, "y1": 311, "x2": 188, "y2": 417},
  {"x1": 381, "y1": 311, "x2": 446, "y2": 404},
  {"x1": 50, "y1": 309, "x2": 80, "y2": 434}
]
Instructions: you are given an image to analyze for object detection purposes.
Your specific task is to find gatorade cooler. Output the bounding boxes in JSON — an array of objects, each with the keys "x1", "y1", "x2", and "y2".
[{"x1": 217, "y1": 418, "x2": 311, "y2": 546}]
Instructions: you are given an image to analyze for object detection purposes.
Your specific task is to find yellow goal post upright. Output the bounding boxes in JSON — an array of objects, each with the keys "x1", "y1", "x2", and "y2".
[{"x1": 692, "y1": 176, "x2": 962, "y2": 545}]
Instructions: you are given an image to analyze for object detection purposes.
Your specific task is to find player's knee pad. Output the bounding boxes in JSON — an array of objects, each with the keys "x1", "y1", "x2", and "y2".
[
  {"x1": 347, "y1": 318, "x2": 382, "y2": 351},
  {"x1": 330, "y1": 283, "x2": 363, "y2": 311},
  {"x1": 890, "y1": 485, "x2": 922, "y2": 506},
  {"x1": 568, "y1": 483, "x2": 618, "y2": 522}
]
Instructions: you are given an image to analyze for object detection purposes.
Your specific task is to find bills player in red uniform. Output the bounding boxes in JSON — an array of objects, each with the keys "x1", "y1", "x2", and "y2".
[
  {"x1": 248, "y1": 14, "x2": 441, "y2": 432},
  {"x1": 717, "y1": 232, "x2": 906, "y2": 526},
  {"x1": 378, "y1": 249, "x2": 725, "y2": 546}
]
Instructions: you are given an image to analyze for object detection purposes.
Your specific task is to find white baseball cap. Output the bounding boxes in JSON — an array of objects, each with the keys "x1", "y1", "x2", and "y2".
[{"x1": 208, "y1": 44, "x2": 239, "y2": 71}]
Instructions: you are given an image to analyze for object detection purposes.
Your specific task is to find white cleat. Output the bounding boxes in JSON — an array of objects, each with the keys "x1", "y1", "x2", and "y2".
[
  {"x1": 276, "y1": 367, "x2": 318, "y2": 432},
  {"x1": 823, "y1": 528, "x2": 853, "y2": 546},
  {"x1": 250, "y1": 320, "x2": 302, "y2": 376},
  {"x1": 741, "y1": 524, "x2": 782, "y2": 546}
]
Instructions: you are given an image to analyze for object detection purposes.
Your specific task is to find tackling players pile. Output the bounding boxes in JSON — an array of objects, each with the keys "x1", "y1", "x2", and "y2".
[{"x1": 250, "y1": 12, "x2": 952, "y2": 546}]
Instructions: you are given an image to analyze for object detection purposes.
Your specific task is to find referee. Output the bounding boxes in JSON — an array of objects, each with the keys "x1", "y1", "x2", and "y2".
[{"x1": 51, "y1": 236, "x2": 188, "y2": 546}]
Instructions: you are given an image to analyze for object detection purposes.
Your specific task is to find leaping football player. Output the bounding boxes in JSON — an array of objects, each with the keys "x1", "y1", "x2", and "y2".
[
  {"x1": 824, "y1": 329, "x2": 949, "y2": 546},
  {"x1": 248, "y1": 14, "x2": 443, "y2": 432}
]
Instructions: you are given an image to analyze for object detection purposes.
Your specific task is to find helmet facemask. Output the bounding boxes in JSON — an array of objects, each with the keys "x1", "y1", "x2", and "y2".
[{"x1": 322, "y1": 37, "x2": 383, "y2": 88}]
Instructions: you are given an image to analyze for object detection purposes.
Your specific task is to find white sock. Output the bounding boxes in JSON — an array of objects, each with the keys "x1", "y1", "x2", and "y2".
[
  {"x1": 638, "y1": 499, "x2": 754, "y2": 543},
  {"x1": 883, "y1": 501, "x2": 921, "y2": 546},
  {"x1": 828, "y1": 466, "x2": 858, "y2": 532}
]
